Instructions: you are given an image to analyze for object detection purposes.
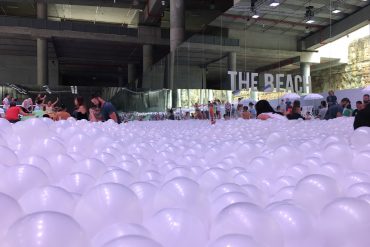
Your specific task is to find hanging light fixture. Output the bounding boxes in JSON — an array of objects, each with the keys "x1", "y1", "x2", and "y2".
[
  {"x1": 269, "y1": 0, "x2": 280, "y2": 7},
  {"x1": 305, "y1": 6, "x2": 315, "y2": 23},
  {"x1": 251, "y1": 0, "x2": 259, "y2": 19}
]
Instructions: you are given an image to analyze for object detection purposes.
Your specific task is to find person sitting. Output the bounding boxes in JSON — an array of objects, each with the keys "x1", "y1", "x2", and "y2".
[
  {"x1": 354, "y1": 103, "x2": 370, "y2": 129},
  {"x1": 317, "y1": 101, "x2": 328, "y2": 120},
  {"x1": 342, "y1": 101, "x2": 353, "y2": 117},
  {"x1": 54, "y1": 104, "x2": 71, "y2": 121},
  {"x1": 5, "y1": 102, "x2": 32, "y2": 123},
  {"x1": 324, "y1": 98, "x2": 349, "y2": 120},
  {"x1": 242, "y1": 106, "x2": 251, "y2": 120},
  {"x1": 255, "y1": 100, "x2": 286, "y2": 120},
  {"x1": 352, "y1": 101, "x2": 363, "y2": 117},
  {"x1": 90, "y1": 94, "x2": 120, "y2": 123},
  {"x1": 287, "y1": 106, "x2": 305, "y2": 120},
  {"x1": 45, "y1": 97, "x2": 59, "y2": 114},
  {"x1": 73, "y1": 96, "x2": 88, "y2": 120}
]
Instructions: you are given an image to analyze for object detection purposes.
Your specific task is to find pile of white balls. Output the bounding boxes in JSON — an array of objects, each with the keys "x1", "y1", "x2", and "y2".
[{"x1": 1, "y1": 117, "x2": 370, "y2": 247}]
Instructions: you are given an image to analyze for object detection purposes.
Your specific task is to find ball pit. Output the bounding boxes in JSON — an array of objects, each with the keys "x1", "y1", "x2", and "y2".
[{"x1": 0, "y1": 117, "x2": 370, "y2": 247}]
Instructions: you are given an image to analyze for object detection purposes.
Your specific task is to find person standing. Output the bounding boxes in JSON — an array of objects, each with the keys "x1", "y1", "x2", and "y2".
[
  {"x1": 249, "y1": 102, "x2": 256, "y2": 119},
  {"x1": 90, "y1": 94, "x2": 120, "y2": 123},
  {"x1": 225, "y1": 101, "x2": 231, "y2": 118},
  {"x1": 327, "y1": 90, "x2": 337, "y2": 108},
  {"x1": 2, "y1": 93, "x2": 11, "y2": 112}
]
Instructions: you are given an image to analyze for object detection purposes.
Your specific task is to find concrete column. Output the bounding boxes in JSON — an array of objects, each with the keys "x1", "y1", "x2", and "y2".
[
  {"x1": 301, "y1": 62, "x2": 312, "y2": 94},
  {"x1": 170, "y1": 0, "x2": 185, "y2": 108},
  {"x1": 228, "y1": 52, "x2": 237, "y2": 71},
  {"x1": 143, "y1": 44, "x2": 153, "y2": 73},
  {"x1": 118, "y1": 67, "x2": 124, "y2": 87},
  {"x1": 37, "y1": 0, "x2": 48, "y2": 86},
  {"x1": 128, "y1": 64, "x2": 136, "y2": 87},
  {"x1": 170, "y1": 0, "x2": 185, "y2": 53}
]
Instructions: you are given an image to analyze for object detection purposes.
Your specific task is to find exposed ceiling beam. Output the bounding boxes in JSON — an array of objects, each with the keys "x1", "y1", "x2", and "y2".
[
  {"x1": 300, "y1": 3, "x2": 370, "y2": 49},
  {"x1": 255, "y1": 56, "x2": 300, "y2": 72}
]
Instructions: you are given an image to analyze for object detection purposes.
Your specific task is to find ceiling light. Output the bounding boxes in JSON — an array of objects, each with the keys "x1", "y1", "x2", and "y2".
[
  {"x1": 252, "y1": 13, "x2": 260, "y2": 18},
  {"x1": 306, "y1": 19, "x2": 315, "y2": 24},
  {"x1": 332, "y1": 9, "x2": 341, "y2": 13},
  {"x1": 269, "y1": 0, "x2": 280, "y2": 7}
]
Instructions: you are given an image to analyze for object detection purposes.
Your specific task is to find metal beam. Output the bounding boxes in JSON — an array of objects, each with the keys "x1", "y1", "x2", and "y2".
[
  {"x1": 300, "y1": 4, "x2": 370, "y2": 50},
  {"x1": 0, "y1": 16, "x2": 169, "y2": 45},
  {"x1": 255, "y1": 56, "x2": 300, "y2": 73}
]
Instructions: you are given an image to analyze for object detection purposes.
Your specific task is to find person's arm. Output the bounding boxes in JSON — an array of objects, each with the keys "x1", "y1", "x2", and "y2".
[
  {"x1": 51, "y1": 97, "x2": 59, "y2": 107},
  {"x1": 257, "y1": 114, "x2": 270, "y2": 120},
  {"x1": 89, "y1": 108, "x2": 97, "y2": 122},
  {"x1": 19, "y1": 109, "x2": 32, "y2": 116},
  {"x1": 109, "y1": 112, "x2": 118, "y2": 123},
  {"x1": 337, "y1": 111, "x2": 343, "y2": 117}
]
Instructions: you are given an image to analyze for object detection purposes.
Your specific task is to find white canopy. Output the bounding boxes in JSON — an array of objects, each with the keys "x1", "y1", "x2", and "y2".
[
  {"x1": 282, "y1": 93, "x2": 301, "y2": 100},
  {"x1": 362, "y1": 85, "x2": 370, "y2": 93},
  {"x1": 303, "y1": 93, "x2": 324, "y2": 101}
]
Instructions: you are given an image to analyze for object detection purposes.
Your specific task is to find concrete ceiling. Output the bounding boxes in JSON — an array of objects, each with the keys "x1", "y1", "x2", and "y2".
[{"x1": 210, "y1": 0, "x2": 369, "y2": 37}]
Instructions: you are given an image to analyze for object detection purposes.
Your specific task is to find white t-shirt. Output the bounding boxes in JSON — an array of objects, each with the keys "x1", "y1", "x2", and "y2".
[
  {"x1": 2, "y1": 98, "x2": 10, "y2": 110},
  {"x1": 264, "y1": 112, "x2": 287, "y2": 120}
]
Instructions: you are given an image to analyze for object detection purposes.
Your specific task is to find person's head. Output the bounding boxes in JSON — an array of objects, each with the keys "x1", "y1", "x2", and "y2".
[
  {"x1": 74, "y1": 96, "x2": 85, "y2": 107},
  {"x1": 36, "y1": 99, "x2": 43, "y2": 105},
  {"x1": 10, "y1": 101, "x2": 16, "y2": 107},
  {"x1": 277, "y1": 105, "x2": 281, "y2": 111},
  {"x1": 249, "y1": 102, "x2": 254, "y2": 108},
  {"x1": 293, "y1": 100, "x2": 300, "y2": 108},
  {"x1": 90, "y1": 94, "x2": 103, "y2": 107},
  {"x1": 60, "y1": 104, "x2": 67, "y2": 111},
  {"x1": 292, "y1": 105, "x2": 301, "y2": 114},
  {"x1": 47, "y1": 101, "x2": 52, "y2": 106},
  {"x1": 255, "y1": 100, "x2": 275, "y2": 116},
  {"x1": 243, "y1": 106, "x2": 249, "y2": 112},
  {"x1": 356, "y1": 101, "x2": 363, "y2": 110},
  {"x1": 340, "y1": 98, "x2": 350, "y2": 107},
  {"x1": 321, "y1": 101, "x2": 327, "y2": 108},
  {"x1": 328, "y1": 90, "x2": 334, "y2": 96},
  {"x1": 4, "y1": 93, "x2": 9, "y2": 99},
  {"x1": 363, "y1": 94, "x2": 369, "y2": 104}
]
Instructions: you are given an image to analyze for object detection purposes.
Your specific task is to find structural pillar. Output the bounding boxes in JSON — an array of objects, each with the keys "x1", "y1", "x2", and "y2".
[
  {"x1": 301, "y1": 62, "x2": 312, "y2": 94},
  {"x1": 170, "y1": 0, "x2": 185, "y2": 108},
  {"x1": 128, "y1": 64, "x2": 136, "y2": 88},
  {"x1": 228, "y1": 52, "x2": 237, "y2": 72},
  {"x1": 143, "y1": 44, "x2": 153, "y2": 74},
  {"x1": 37, "y1": 0, "x2": 48, "y2": 86}
]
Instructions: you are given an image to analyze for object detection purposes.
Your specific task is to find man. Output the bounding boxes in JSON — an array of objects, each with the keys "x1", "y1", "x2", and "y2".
[
  {"x1": 225, "y1": 101, "x2": 231, "y2": 118},
  {"x1": 2, "y1": 93, "x2": 11, "y2": 111},
  {"x1": 327, "y1": 90, "x2": 338, "y2": 108},
  {"x1": 5, "y1": 101, "x2": 32, "y2": 123},
  {"x1": 363, "y1": 94, "x2": 369, "y2": 105},
  {"x1": 354, "y1": 102, "x2": 370, "y2": 129},
  {"x1": 324, "y1": 98, "x2": 349, "y2": 120},
  {"x1": 90, "y1": 94, "x2": 120, "y2": 123},
  {"x1": 352, "y1": 101, "x2": 363, "y2": 117}
]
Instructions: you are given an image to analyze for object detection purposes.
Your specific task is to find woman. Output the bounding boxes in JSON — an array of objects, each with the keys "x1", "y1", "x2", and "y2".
[
  {"x1": 255, "y1": 100, "x2": 286, "y2": 120},
  {"x1": 45, "y1": 97, "x2": 59, "y2": 114},
  {"x1": 72, "y1": 96, "x2": 88, "y2": 120},
  {"x1": 343, "y1": 101, "x2": 353, "y2": 117},
  {"x1": 317, "y1": 101, "x2": 328, "y2": 120}
]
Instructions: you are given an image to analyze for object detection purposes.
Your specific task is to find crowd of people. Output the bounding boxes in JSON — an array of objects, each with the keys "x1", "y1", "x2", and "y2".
[
  {"x1": 1, "y1": 90, "x2": 370, "y2": 129},
  {"x1": 1, "y1": 93, "x2": 120, "y2": 124}
]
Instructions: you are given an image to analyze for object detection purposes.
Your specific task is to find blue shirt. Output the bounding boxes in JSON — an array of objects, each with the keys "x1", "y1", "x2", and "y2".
[{"x1": 101, "y1": 102, "x2": 120, "y2": 123}]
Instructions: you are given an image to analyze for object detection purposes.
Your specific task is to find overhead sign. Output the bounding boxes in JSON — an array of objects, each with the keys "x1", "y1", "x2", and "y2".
[{"x1": 228, "y1": 71, "x2": 311, "y2": 93}]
